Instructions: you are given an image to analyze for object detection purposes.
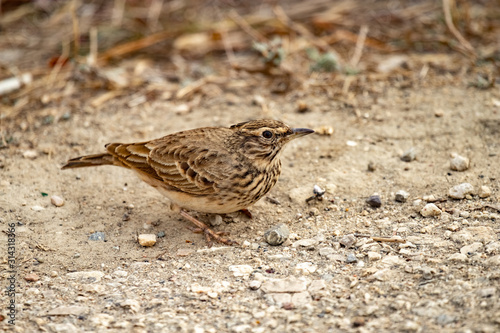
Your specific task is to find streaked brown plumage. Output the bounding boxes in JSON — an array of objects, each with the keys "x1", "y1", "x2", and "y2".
[{"x1": 62, "y1": 119, "x2": 314, "y2": 245}]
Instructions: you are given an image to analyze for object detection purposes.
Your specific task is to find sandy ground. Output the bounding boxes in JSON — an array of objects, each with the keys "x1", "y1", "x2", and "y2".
[{"x1": 0, "y1": 68, "x2": 499, "y2": 332}]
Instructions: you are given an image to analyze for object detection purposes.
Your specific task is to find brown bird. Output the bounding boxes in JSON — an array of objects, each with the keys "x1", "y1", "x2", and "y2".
[{"x1": 62, "y1": 119, "x2": 314, "y2": 246}]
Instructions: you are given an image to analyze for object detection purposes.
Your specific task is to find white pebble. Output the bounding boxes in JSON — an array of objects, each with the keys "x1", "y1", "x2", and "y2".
[
  {"x1": 420, "y1": 203, "x2": 441, "y2": 217},
  {"x1": 138, "y1": 234, "x2": 156, "y2": 247},
  {"x1": 448, "y1": 253, "x2": 468, "y2": 262},
  {"x1": 248, "y1": 280, "x2": 262, "y2": 290},
  {"x1": 395, "y1": 190, "x2": 409, "y2": 202},
  {"x1": 50, "y1": 195, "x2": 65, "y2": 207},
  {"x1": 295, "y1": 262, "x2": 317, "y2": 275},
  {"x1": 31, "y1": 205, "x2": 45, "y2": 211},
  {"x1": 228, "y1": 265, "x2": 253, "y2": 277},
  {"x1": 23, "y1": 150, "x2": 38, "y2": 159},
  {"x1": 450, "y1": 154, "x2": 470, "y2": 171},
  {"x1": 449, "y1": 183, "x2": 474, "y2": 199},
  {"x1": 478, "y1": 186, "x2": 491, "y2": 198},
  {"x1": 367, "y1": 252, "x2": 381, "y2": 261}
]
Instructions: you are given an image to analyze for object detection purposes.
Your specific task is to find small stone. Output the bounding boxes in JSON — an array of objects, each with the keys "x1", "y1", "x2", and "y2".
[
  {"x1": 138, "y1": 234, "x2": 156, "y2": 247},
  {"x1": 248, "y1": 280, "x2": 262, "y2": 290},
  {"x1": 339, "y1": 234, "x2": 356, "y2": 248},
  {"x1": 157, "y1": 231, "x2": 165, "y2": 238},
  {"x1": 460, "y1": 242, "x2": 483, "y2": 255},
  {"x1": 308, "y1": 280, "x2": 327, "y2": 293},
  {"x1": 401, "y1": 148, "x2": 416, "y2": 162},
  {"x1": 292, "y1": 238, "x2": 318, "y2": 248},
  {"x1": 50, "y1": 271, "x2": 58, "y2": 277},
  {"x1": 449, "y1": 183, "x2": 474, "y2": 199},
  {"x1": 314, "y1": 126, "x2": 334, "y2": 136},
  {"x1": 295, "y1": 262, "x2": 317, "y2": 275},
  {"x1": 367, "y1": 252, "x2": 381, "y2": 261},
  {"x1": 229, "y1": 265, "x2": 253, "y2": 277},
  {"x1": 319, "y1": 247, "x2": 334, "y2": 256},
  {"x1": 25, "y1": 273, "x2": 39, "y2": 282},
  {"x1": 448, "y1": 253, "x2": 468, "y2": 262},
  {"x1": 434, "y1": 109, "x2": 444, "y2": 117},
  {"x1": 261, "y1": 276, "x2": 307, "y2": 293},
  {"x1": 67, "y1": 271, "x2": 105, "y2": 282},
  {"x1": 296, "y1": 100, "x2": 309, "y2": 113},
  {"x1": 264, "y1": 223, "x2": 290, "y2": 246},
  {"x1": 291, "y1": 291, "x2": 312, "y2": 306},
  {"x1": 313, "y1": 185, "x2": 325, "y2": 196},
  {"x1": 50, "y1": 195, "x2": 64, "y2": 207},
  {"x1": 478, "y1": 186, "x2": 492, "y2": 198},
  {"x1": 436, "y1": 314, "x2": 456, "y2": 326},
  {"x1": 88, "y1": 232, "x2": 105, "y2": 241},
  {"x1": 346, "y1": 253, "x2": 357, "y2": 263},
  {"x1": 367, "y1": 161, "x2": 376, "y2": 172},
  {"x1": 395, "y1": 190, "x2": 409, "y2": 202},
  {"x1": 420, "y1": 203, "x2": 441, "y2": 217},
  {"x1": 486, "y1": 242, "x2": 500, "y2": 254},
  {"x1": 211, "y1": 215, "x2": 223, "y2": 226},
  {"x1": 423, "y1": 194, "x2": 438, "y2": 202},
  {"x1": 366, "y1": 195, "x2": 382, "y2": 208},
  {"x1": 288, "y1": 187, "x2": 311, "y2": 204},
  {"x1": 177, "y1": 248, "x2": 194, "y2": 257},
  {"x1": 46, "y1": 306, "x2": 88, "y2": 316},
  {"x1": 23, "y1": 150, "x2": 38, "y2": 159},
  {"x1": 476, "y1": 287, "x2": 496, "y2": 298},
  {"x1": 31, "y1": 205, "x2": 45, "y2": 211},
  {"x1": 450, "y1": 154, "x2": 470, "y2": 171},
  {"x1": 485, "y1": 255, "x2": 500, "y2": 266},
  {"x1": 120, "y1": 299, "x2": 140, "y2": 313}
]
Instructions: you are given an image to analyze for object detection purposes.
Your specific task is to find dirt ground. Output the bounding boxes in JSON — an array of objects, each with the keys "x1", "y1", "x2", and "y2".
[{"x1": 1, "y1": 1, "x2": 500, "y2": 333}]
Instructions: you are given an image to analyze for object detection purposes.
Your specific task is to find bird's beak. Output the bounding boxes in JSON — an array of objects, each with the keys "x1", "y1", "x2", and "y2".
[{"x1": 290, "y1": 128, "x2": 315, "y2": 139}]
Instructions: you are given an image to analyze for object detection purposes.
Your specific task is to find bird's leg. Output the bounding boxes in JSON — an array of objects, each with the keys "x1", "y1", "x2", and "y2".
[
  {"x1": 239, "y1": 208, "x2": 253, "y2": 218},
  {"x1": 179, "y1": 210, "x2": 238, "y2": 247}
]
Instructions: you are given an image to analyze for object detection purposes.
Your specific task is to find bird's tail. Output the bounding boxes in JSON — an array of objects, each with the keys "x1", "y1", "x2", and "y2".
[{"x1": 61, "y1": 153, "x2": 114, "y2": 170}]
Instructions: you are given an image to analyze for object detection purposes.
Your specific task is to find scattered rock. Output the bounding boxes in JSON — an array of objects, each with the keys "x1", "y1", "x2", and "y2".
[
  {"x1": 395, "y1": 190, "x2": 409, "y2": 202},
  {"x1": 261, "y1": 276, "x2": 307, "y2": 293},
  {"x1": 460, "y1": 242, "x2": 483, "y2": 256},
  {"x1": 292, "y1": 238, "x2": 318, "y2": 248},
  {"x1": 319, "y1": 247, "x2": 335, "y2": 256},
  {"x1": 295, "y1": 262, "x2": 317, "y2": 275},
  {"x1": 476, "y1": 287, "x2": 496, "y2": 298},
  {"x1": 229, "y1": 265, "x2": 253, "y2": 277},
  {"x1": 478, "y1": 185, "x2": 492, "y2": 198},
  {"x1": 31, "y1": 205, "x2": 45, "y2": 211},
  {"x1": 67, "y1": 271, "x2": 105, "y2": 282},
  {"x1": 448, "y1": 183, "x2": 474, "y2": 199},
  {"x1": 381, "y1": 255, "x2": 404, "y2": 266},
  {"x1": 401, "y1": 148, "x2": 416, "y2": 162},
  {"x1": 177, "y1": 248, "x2": 194, "y2": 257},
  {"x1": 88, "y1": 232, "x2": 105, "y2": 241},
  {"x1": 367, "y1": 252, "x2": 381, "y2": 261},
  {"x1": 346, "y1": 253, "x2": 357, "y2": 263},
  {"x1": 339, "y1": 234, "x2": 356, "y2": 248},
  {"x1": 248, "y1": 280, "x2": 262, "y2": 290},
  {"x1": 314, "y1": 126, "x2": 334, "y2": 136},
  {"x1": 420, "y1": 203, "x2": 441, "y2": 217},
  {"x1": 23, "y1": 150, "x2": 38, "y2": 159},
  {"x1": 436, "y1": 313, "x2": 457, "y2": 326},
  {"x1": 308, "y1": 280, "x2": 327, "y2": 293},
  {"x1": 138, "y1": 234, "x2": 156, "y2": 247},
  {"x1": 367, "y1": 161, "x2": 376, "y2": 172},
  {"x1": 366, "y1": 195, "x2": 382, "y2": 208},
  {"x1": 296, "y1": 100, "x2": 309, "y2": 113},
  {"x1": 448, "y1": 253, "x2": 468, "y2": 262},
  {"x1": 486, "y1": 241, "x2": 500, "y2": 254},
  {"x1": 291, "y1": 291, "x2": 312, "y2": 307},
  {"x1": 50, "y1": 195, "x2": 64, "y2": 207},
  {"x1": 264, "y1": 223, "x2": 290, "y2": 246},
  {"x1": 485, "y1": 255, "x2": 500, "y2": 266},
  {"x1": 449, "y1": 154, "x2": 470, "y2": 171},
  {"x1": 46, "y1": 306, "x2": 88, "y2": 316},
  {"x1": 288, "y1": 187, "x2": 311, "y2": 204},
  {"x1": 313, "y1": 185, "x2": 326, "y2": 196},
  {"x1": 211, "y1": 215, "x2": 223, "y2": 226},
  {"x1": 25, "y1": 273, "x2": 39, "y2": 282},
  {"x1": 423, "y1": 194, "x2": 438, "y2": 202},
  {"x1": 120, "y1": 299, "x2": 140, "y2": 313}
]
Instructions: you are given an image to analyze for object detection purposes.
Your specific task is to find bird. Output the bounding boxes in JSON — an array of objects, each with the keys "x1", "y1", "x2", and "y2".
[{"x1": 62, "y1": 119, "x2": 314, "y2": 246}]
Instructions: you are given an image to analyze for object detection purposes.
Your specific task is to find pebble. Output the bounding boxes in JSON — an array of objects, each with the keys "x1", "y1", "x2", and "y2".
[
  {"x1": 339, "y1": 234, "x2": 356, "y2": 248},
  {"x1": 88, "y1": 232, "x2": 106, "y2": 241},
  {"x1": 291, "y1": 238, "x2": 318, "y2": 248},
  {"x1": 448, "y1": 253, "x2": 468, "y2": 262},
  {"x1": 211, "y1": 215, "x2": 223, "y2": 226},
  {"x1": 248, "y1": 280, "x2": 262, "y2": 290},
  {"x1": 313, "y1": 185, "x2": 325, "y2": 196},
  {"x1": 264, "y1": 223, "x2": 290, "y2": 246},
  {"x1": 485, "y1": 255, "x2": 500, "y2": 266},
  {"x1": 346, "y1": 253, "x2": 357, "y2": 263},
  {"x1": 395, "y1": 190, "x2": 409, "y2": 202},
  {"x1": 288, "y1": 187, "x2": 311, "y2": 204},
  {"x1": 423, "y1": 194, "x2": 438, "y2": 202},
  {"x1": 295, "y1": 262, "x2": 317, "y2": 275},
  {"x1": 478, "y1": 185, "x2": 491, "y2": 198},
  {"x1": 261, "y1": 276, "x2": 307, "y2": 293},
  {"x1": 460, "y1": 242, "x2": 483, "y2": 255},
  {"x1": 228, "y1": 265, "x2": 253, "y2": 277},
  {"x1": 23, "y1": 150, "x2": 38, "y2": 159},
  {"x1": 46, "y1": 306, "x2": 88, "y2": 316},
  {"x1": 319, "y1": 247, "x2": 335, "y2": 256},
  {"x1": 476, "y1": 287, "x2": 496, "y2": 298},
  {"x1": 120, "y1": 299, "x2": 140, "y2": 313},
  {"x1": 25, "y1": 273, "x2": 39, "y2": 282},
  {"x1": 67, "y1": 271, "x2": 105, "y2": 282},
  {"x1": 486, "y1": 241, "x2": 500, "y2": 254},
  {"x1": 177, "y1": 248, "x2": 194, "y2": 257},
  {"x1": 50, "y1": 195, "x2": 64, "y2": 207},
  {"x1": 367, "y1": 252, "x2": 381, "y2": 261},
  {"x1": 157, "y1": 231, "x2": 165, "y2": 238},
  {"x1": 420, "y1": 203, "x2": 441, "y2": 217},
  {"x1": 436, "y1": 313, "x2": 457, "y2": 326},
  {"x1": 449, "y1": 183, "x2": 474, "y2": 199},
  {"x1": 400, "y1": 147, "x2": 416, "y2": 162},
  {"x1": 138, "y1": 234, "x2": 156, "y2": 247},
  {"x1": 449, "y1": 154, "x2": 470, "y2": 171},
  {"x1": 366, "y1": 195, "x2": 382, "y2": 208},
  {"x1": 31, "y1": 205, "x2": 45, "y2": 211}
]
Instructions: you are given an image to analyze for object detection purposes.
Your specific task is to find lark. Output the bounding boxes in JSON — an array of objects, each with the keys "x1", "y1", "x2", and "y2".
[{"x1": 62, "y1": 119, "x2": 314, "y2": 245}]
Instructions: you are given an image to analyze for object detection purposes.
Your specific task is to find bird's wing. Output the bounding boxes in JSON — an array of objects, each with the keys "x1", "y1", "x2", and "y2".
[{"x1": 106, "y1": 130, "x2": 231, "y2": 196}]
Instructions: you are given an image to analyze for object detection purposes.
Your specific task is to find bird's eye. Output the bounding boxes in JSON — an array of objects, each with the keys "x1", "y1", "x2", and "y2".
[{"x1": 262, "y1": 130, "x2": 273, "y2": 139}]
